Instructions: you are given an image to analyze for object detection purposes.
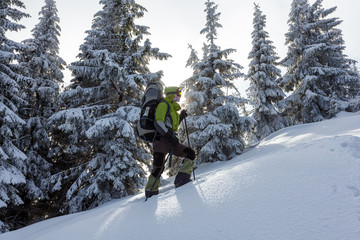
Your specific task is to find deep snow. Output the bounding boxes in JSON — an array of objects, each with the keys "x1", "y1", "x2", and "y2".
[{"x1": 1, "y1": 112, "x2": 360, "y2": 240}]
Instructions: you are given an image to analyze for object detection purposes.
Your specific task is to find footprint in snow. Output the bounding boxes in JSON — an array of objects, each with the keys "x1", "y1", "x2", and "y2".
[
  {"x1": 347, "y1": 186, "x2": 360, "y2": 197},
  {"x1": 341, "y1": 136, "x2": 360, "y2": 159}
]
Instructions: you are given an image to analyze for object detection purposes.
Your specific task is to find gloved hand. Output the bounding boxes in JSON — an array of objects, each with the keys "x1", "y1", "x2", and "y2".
[
  {"x1": 165, "y1": 131, "x2": 179, "y2": 146},
  {"x1": 184, "y1": 147, "x2": 196, "y2": 160},
  {"x1": 179, "y1": 109, "x2": 188, "y2": 122}
]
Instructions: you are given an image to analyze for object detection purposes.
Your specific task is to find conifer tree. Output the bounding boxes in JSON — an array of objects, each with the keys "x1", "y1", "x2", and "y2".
[
  {"x1": 0, "y1": 0, "x2": 30, "y2": 233},
  {"x1": 279, "y1": 0, "x2": 360, "y2": 123},
  {"x1": 15, "y1": 0, "x2": 66, "y2": 221},
  {"x1": 309, "y1": 1, "x2": 360, "y2": 101},
  {"x1": 48, "y1": 0, "x2": 170, "y2": 213},
  {"x1": 181, "y1": 0, "x2": 253, "y2": 164},
  {"x1": 349, "y1": 61, "x2": 359, "y2": 74},
  {"x1": 247, "y1": 4, "x2": 288, "y2": 140}
]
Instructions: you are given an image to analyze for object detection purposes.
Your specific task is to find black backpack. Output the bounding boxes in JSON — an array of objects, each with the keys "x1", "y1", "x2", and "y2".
[{"x1": 137, "y1": 83, "x2": 169, "y2": 142}]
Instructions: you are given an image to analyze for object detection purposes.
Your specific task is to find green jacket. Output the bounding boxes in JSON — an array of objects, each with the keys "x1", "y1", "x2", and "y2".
[{"x1": 155, "y1": 94, "x2": 181, "y2": 135}]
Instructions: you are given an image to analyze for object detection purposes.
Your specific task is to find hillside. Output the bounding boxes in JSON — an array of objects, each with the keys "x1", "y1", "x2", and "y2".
[{"x1": 1, "y1": 112, "x2": 360, "y2": 240}]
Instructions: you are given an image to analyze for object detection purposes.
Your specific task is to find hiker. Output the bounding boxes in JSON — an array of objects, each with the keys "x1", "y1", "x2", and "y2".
[{"x1": 144, "y1": 86, "x2": 196, "y2": 198}]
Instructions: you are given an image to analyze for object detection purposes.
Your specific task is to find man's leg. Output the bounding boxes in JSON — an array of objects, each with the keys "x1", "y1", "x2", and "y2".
[
  {"x1": 144, "y1": 137, "x2": 172, "y2": 198},
  {"x1": 173, "y1": 144, "x2": 196, "y2": 187},
  {"x1": 144, "y1": 152, "x2": 166, "y2": 198}
]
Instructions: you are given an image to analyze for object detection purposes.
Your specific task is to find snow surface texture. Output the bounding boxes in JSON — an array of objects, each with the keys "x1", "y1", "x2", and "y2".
[{"x1": 2, "y1": 112, "x2": 360, "y2": 240}]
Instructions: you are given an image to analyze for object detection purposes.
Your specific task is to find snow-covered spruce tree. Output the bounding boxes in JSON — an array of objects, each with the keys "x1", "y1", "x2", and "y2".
[
  {"x1": 348, "y1": 60, "x2": 360, "y2": 111},
  {"x1": 308, "y1": 1, "x2": 360, "y2": 103},
  {"x1": 15, "y1": 0, "x2": 66, "y2": 222},
  {"x1": 279, "y1": 0, "x2": 360, "y2": 124},
  {"x1": 0, "y1": 0, "x2": 30, "y2": 233},
  {"x1": 304, "y1": 0, "x2": 359, "y2": 118},
  {"x1": 247, "y1": 4, "x2": 289, "y2": 140},
  {"x1": 48, "y1": 0, "x2": 170, "y2": 213},
  {"x1": 349, "y1": 61, "x2": 359, "y2": 75},
  {"x1": 278, "y1": 0, "x2": 310, "y2": 124},
  {"x1": 180, "y1": 0, "x2": 254, "y2": 164}
]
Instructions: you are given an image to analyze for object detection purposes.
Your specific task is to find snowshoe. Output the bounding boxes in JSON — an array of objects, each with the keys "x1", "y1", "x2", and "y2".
[
  {"x1": 175, "y1": 178, "x2": 192, "y2": 188},
  {"x1": 174, "y1": 172, "x2": 192, "y2": 188},
  {"x1": 145, "y1": 190, "x2": 159, "y2": 198}
]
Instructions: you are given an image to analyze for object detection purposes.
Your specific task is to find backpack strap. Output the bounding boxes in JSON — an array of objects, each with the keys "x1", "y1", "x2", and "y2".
[
  {"x1": 163, "y1": 100, "x2": 170, "y2": 118},
  {"x1": 152, "y1": 99, "x2": 171, "y2": 142}
]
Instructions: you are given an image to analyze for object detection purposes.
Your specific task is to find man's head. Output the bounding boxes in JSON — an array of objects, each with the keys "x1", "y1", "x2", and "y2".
[{"x1": 165, "y1": 86, "x2": 182, "y2": 102}]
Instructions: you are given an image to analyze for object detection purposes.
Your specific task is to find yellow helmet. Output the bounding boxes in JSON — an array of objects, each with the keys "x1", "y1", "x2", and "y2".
[{"x1": 165, "y1": 86, "x2": 181, "y2": 96}]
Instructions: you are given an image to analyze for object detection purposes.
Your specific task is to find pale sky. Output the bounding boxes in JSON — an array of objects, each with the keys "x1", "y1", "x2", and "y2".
[{"x1": 7, "y1": 0, "x2": 360, "y2": 94}]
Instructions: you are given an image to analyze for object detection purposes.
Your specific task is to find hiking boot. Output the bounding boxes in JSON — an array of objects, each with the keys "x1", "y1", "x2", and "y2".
[
  {"x1": 144, "y1": 174, "x2": 161, "y2": 199},
  {"x1": 174, "y1": 172, "x2": 192, "y2": 188},
  {"x1": 145, "y1": 190, "x2": 159, "y2": 198}
]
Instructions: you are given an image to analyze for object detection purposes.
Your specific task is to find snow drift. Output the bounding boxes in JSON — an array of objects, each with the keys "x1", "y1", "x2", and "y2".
[{"x1": 1, "y1": 112, "x2": 360, "y2": 240}]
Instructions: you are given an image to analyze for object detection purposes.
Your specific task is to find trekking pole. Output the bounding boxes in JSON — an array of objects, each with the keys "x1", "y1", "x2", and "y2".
[
  {"x1": 184, "y1": 118, "x2": 195, "y2": 180},
  {"x1": 145, "y1": 146, "x2": 174, "y2": 202}
]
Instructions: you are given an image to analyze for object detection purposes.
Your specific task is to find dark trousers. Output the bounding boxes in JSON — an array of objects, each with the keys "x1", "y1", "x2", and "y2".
[{"x1": 151, "y1": 137, "x2": 188, "y2": 177}]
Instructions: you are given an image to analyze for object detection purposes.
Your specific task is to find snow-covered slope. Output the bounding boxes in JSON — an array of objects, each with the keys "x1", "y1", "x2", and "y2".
[{"x1": 2, "y1": 112, "x2": 360, "y2": 240}]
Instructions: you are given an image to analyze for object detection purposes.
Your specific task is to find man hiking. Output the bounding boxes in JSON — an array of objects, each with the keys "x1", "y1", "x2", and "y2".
[{"x1": 144, "y1": 86, "x2": 196, "y2": 198}]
